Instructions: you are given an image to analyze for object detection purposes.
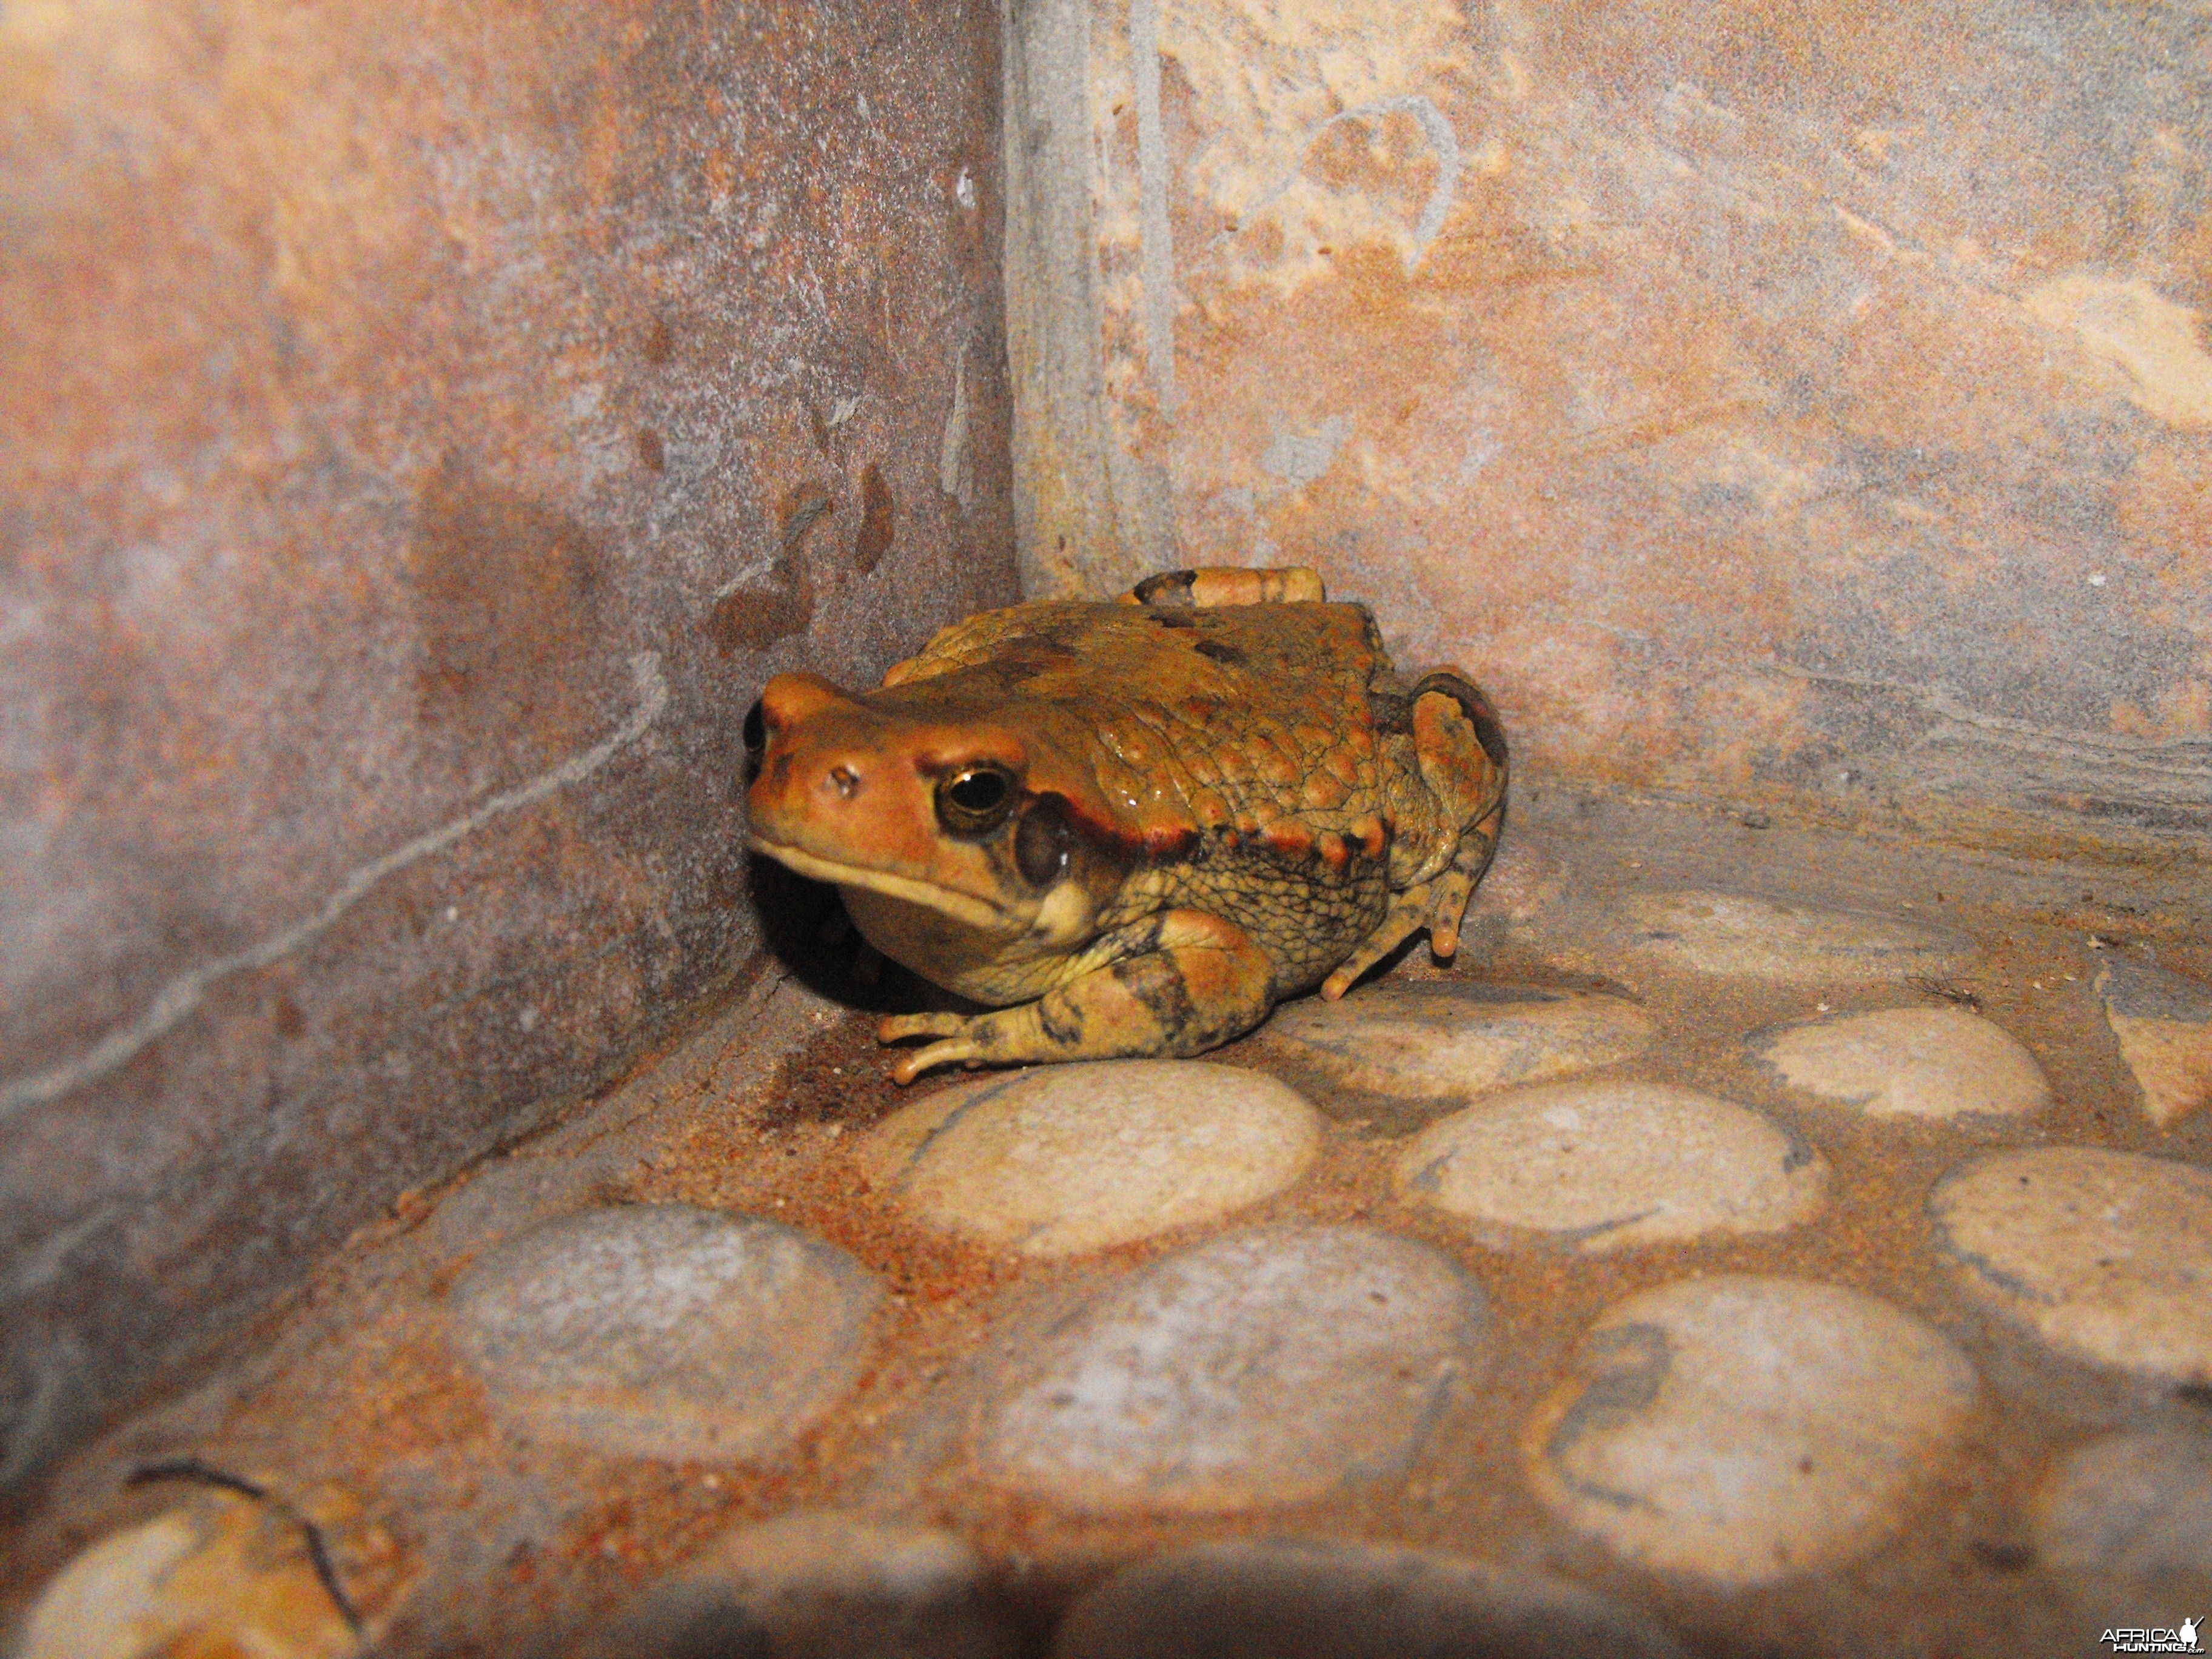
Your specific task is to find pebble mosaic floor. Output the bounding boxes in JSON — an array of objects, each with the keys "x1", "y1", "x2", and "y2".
[{"x1": 5, "y1": 788, "x2": 2211, "y2": 1658}]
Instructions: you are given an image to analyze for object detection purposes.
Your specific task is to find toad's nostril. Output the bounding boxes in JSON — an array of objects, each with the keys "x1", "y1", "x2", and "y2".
[{"x1": 830, "y1": 764, "x2": 860, "y2": 799}]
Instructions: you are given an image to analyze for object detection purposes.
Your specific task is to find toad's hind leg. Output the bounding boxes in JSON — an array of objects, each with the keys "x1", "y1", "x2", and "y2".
[
  {"x1": 1321, "y1": 886, "x2": 1432, "y2": 1000},
  {"x1": 877, "y1": 910, "x2": 1275, "y2": 1083},
  {"x1": 1326, "y1": 671, "x2": 1507, "y2": 999},
  {"x1": 1413, "y1": 670, "x2": 1508, "y2": 958}
]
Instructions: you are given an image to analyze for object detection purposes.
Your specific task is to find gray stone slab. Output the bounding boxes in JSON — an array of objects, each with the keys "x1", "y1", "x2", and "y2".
[
  {"x1": 864, "y1": 1061, "x2": 1319, "y2": 1258},
  {"x1": 1931, "y1": 1148, "x2": 2212, "y2": 1383},
  {"x1": 1398, "y1": 1081, "x2": 1826, "y2": 1252},
  {"x1": 1525, "y1": 1275, "x2": 1978, "y2": 1586},
  {"x1": 447, "y1": 1205, "x2": 882, "y2": 1462},
  {"x1": 1261, "y1": 981, "x2": 1652, "y2": 1101},
  {"x1": 1751, "y1": 1005, "x2": 2051, "y2": 1119},
  {"x1": 972, "y1": 1225, "x2": 1485, "y2": 1512}
]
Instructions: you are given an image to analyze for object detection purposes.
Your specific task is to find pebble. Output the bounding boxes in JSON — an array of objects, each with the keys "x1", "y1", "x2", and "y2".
[
  {"x1": 1051, "y1": 1538, "x2": 1689, "y2": 1659},
  {"x1": 1930, "y1": 1148, "x2": 2212, "y2": 1382},
  {"x1": 1609, "y1": 889, "x2": 1972, "y2": 982},
  {"x1": 1524, "y1": 1275, "x2": 1978, "y2": 1586},
  {"x1": 446, "y1": 1204, "x2": 881, "y2": 1462},
  {"x1": 2097, "y1": 959, "x2": 2212, "y2": 1127},
  {"x1": 16, "y1": 1489, "x2": 357, "y2": 1659},
  {"x1": 972, "y1": 1225, "x2": 1484, "y2": 1512},
  {"x1": 863, "y1": 1061, "x2": 1319, "y2": 1257},
  {"x1": 1260, "y1": 981, "x2": 1652, "y2": 1101},
  {"x1": 1396, "y1": 1081, "x2": 1826, "y2": 1252},
  {"x1": 574, "y1": 1512, "x2": 1016, "y2": 1659},
  {"x1": 1750, "y1": 1005, "x2": 2051, "y2": 1119},
  {"x1": 2034, "y1": 1429, "x2": 2212, "y2": 1592}
]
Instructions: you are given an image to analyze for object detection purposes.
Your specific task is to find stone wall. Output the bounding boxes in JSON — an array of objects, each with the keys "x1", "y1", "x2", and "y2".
[
  {"x1": 1, "y1": 0, "x2": 1015, "y2": 1486},
  {"x1": 1004, "y1": 0, "x2": 2211, "y2": 856}
]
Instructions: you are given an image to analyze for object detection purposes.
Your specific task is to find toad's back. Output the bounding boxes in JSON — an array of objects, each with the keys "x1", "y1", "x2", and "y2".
[{"x1": 880, "y1": 597, "x2": 1397, "y2": 850}]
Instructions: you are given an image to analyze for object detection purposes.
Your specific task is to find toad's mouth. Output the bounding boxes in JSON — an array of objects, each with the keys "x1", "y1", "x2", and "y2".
[{"x1": 745, "y1": 836, "x2": 1014, "y2": 931}]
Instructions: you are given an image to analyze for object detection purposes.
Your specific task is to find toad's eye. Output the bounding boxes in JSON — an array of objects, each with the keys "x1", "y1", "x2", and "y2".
[{"x1": 936, "y1": 764, "x2": 1017, "y2": 837}]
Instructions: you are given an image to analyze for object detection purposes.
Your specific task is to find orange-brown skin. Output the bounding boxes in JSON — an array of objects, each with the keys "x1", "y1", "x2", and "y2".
[{"x1": 745, "y1": 567, "x2": 1508, "y2": 1081}]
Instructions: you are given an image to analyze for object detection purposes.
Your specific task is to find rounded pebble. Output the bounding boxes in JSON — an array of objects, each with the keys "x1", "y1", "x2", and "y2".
[
  {"x1": 2097, "y1": 959, "x2": 2212, "y2": 1127},
  {"x1": 863, "y1": 1061, "x2": 1319, "y2": 1257},
  {"x1": 1261, "y1": 981, "x2": 1652, "y2": 1101},
  {"x1": 973, "y1": 1225, "x2": 1484, "y2": 1512},
  {"x1": 1751, "y1": 1005, "x2": 2051, "y2": 1119},
  {"x1": 1051, "y1": 1539, "x2": 1689, "y2": 1659},
  {"x1": 574, "y1": 1512, "x2": 1016, "y2": 1659},
  {"x1": 1931, "y1": 1148, "x2": 2212, "y2": 1382},
  {"x1": 447, "y1": 1204, "x2": 881, "y2": 1462},
  {"x1": 1524, "y1": 1275, "x2": 1978, "y2": 1586},
  {"x1": 18, "y1": 1490, "x2": 356, "y2": 1659},
  {"x1": 1612, "y1": 889, "x2": 1972, "y2": 982},
  {"x1": 1396, "y1": 1081, "x2": 1826, "y2": 1252},
  {"x1": 2034, "y1": 1429, "x2": 2212, "y2": 1589}
]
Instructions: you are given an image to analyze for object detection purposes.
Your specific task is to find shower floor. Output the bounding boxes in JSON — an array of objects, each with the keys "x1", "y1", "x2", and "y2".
[{"x1": 6, "y1": 785, "x2": 2210, "y2": 1657}]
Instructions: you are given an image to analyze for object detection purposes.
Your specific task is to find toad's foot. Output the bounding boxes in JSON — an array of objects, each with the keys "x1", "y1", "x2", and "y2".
[
  {"x1": 877, "y1": 910, "x2": 1275, "y2": 1082},
  {"x1": 1322, "y1": 802, "x2": 1505, "y2": 999}
]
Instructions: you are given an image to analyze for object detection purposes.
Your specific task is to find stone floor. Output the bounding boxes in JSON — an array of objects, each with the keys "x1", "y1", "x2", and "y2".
[{"x1": 6, "y1": 786, "x2": 2211, "y2": 1658}]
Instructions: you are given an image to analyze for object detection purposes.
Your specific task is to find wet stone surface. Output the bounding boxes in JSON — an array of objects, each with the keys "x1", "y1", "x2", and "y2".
[
  {"x1": 971, "y1": 1225, "x2": 1484, "y2": 1513},
  {"x1": 1607, "y1": 890, "x2": 1973, "y2": 982},
  {"x1": 2033, "y1": 1429, "x2": 2212, "y2": 1594},
  {"x1": 2097, "y1": 959, "x2": 2212, "y2": 1127},
  {"x1": 1524, "y1": 1275, "x2": 1979, "y2": 1586},
  {"x1": 864, "y1": 1062, "x2": 1320, "y2": 1258},
  {"x1": 1259, "y1": 981, "x2": 1653, "y2": 1103},
  {"x1": 446, "y1": 1205, "x2": 882, "y2": 1463},
  {"x1": 1051, "y1": 1539, "x2": 1690, "y2": 1659},
  {"x1": 575, "y1": 1512, "x2": 1017, "y2": 1659},
  {"x1": 1931, "y1": 1148, "x2": 2212, "y2": 1383},
  {"x1": 1395, "y1": 1081, "x2": 1827, "y2": 1252},
  {"x1": 1750, "y1": 1005, "x2": 2052, "y2": 1120}
]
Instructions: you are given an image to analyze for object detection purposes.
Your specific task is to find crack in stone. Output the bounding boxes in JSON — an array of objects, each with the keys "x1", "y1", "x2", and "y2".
[{"x1": 0, "y1": 653, "x2": 670, "y2": 1121}]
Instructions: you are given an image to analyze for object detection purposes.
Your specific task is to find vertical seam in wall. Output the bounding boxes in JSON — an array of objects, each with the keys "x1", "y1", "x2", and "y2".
[{"x1": 1130, "y1": 0, "x2": 1178, "y2": 416}]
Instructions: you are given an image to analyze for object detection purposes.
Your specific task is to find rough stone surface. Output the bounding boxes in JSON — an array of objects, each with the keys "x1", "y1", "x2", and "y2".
[
  {"x1": 1005, "y1": 0, "x2": 2212, "y2": 857},
  {"x1": 574, "y1": 1512, "x2": 1017, "y2": 1659},
  {"x1": 15, "y1": 1491, "x2": 357, "y2": 1659},
  {"x1": 1051, "y1": 1539, "x2": 1689, "y2": 1659},
  {"x1": 447, "y1": 1205, "x2": 882, "y2": 1462},
  {"x1": 1609, "y1": 890, "x2": 1974, "y2": 982},
  {"x1": 1260, "y1": 981, "x2": 1652, "y2": 1101},
  {"x1": 1524, "y1": 1275, "x2": 1979, "y2": 1586},
  {"x1": 2097, "y1": 960, "x2": 2212, "y2": 1127},
  {"x1": 1931, "y1": 1148, "x2": 2212, "y2": 1384},
  {"x1": 864, "y1": 1061, "x2": 1320, "y2": 1256},
  {"x1": 1397, "y1": 1081, "x2": 1827, "y2": 1252},
  {"x1": 972, "y1": 1225, "x2": 1484, "y2": 1512},
  {"x1": 2, "y1": 0, "x2": 1017, "y2": 1487},
  {"x1": 1751, "y1": 1006, "x2": 2051, "y2": 1119},
  {"x1": 2033, "y1": 1430, "x2": 2212, "y2": 1590}
]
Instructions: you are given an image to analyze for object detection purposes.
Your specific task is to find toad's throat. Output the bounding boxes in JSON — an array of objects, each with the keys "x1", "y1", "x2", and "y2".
[{"x1": 745, "y1": 836, "x2": 1013, "y2": 931}]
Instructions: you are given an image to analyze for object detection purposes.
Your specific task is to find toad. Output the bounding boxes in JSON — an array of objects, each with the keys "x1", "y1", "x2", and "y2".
[{"x1": 745, "y1": 566, "x2": 1507, "y2": 1082}]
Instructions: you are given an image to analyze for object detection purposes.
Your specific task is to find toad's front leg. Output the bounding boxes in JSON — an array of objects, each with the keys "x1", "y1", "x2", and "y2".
[{"x1": 877, "y1": 910, "x2": 1275, "y2": 1083}]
